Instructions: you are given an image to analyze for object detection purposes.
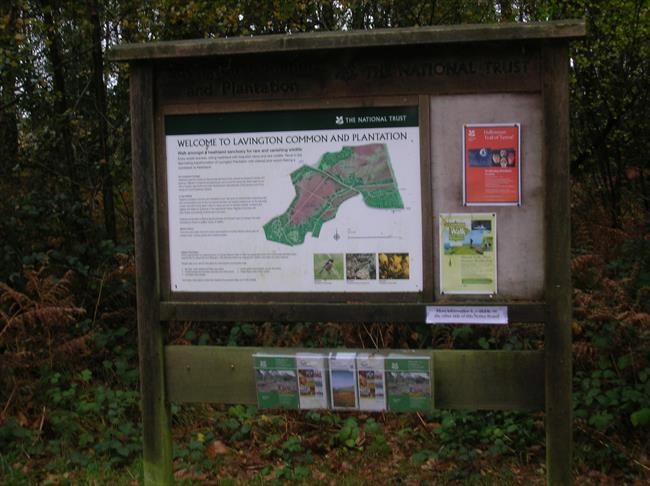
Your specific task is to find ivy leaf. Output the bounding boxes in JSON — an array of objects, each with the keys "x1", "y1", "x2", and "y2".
[{"x1": 630, "y1": 408, "x2": 650, "y2": 427}]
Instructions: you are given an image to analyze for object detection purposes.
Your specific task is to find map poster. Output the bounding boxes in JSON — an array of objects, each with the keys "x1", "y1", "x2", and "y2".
[
  {"x1": 463, "y1": 124, "x2": 521, "y2": 205},
  {"x1": 439, "y1": 213, "x2": 497, "y2": 294},
  {"x1": 386, "y1": 355, "x2": 432, "y2": 412},
  {"x1": 164, "y1": 106, "x2": 422, "y2": 293}
]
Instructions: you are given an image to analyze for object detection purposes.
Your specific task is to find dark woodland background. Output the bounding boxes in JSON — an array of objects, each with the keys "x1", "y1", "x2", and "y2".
[{"x1": 1, "y1": 1, "x2": 648, "y2": 484}]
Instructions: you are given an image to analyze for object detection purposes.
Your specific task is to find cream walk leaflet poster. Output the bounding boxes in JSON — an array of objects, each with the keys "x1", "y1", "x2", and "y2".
[
  {"x1": 439, "y1": 213, "x2": 497, "y2": 294},
  {"x1": 165, "y1": 106, "x2": 422, "y2": 293}
]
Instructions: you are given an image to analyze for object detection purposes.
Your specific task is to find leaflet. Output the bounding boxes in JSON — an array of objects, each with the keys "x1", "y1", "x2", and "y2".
[
  {"x1": 253, "y1": 354, "x2": 299, "y2": 410},
  {"x1": 356, "y1": 353, "x2": 387, "y2": 411},
  {"x1": 296, "y1": 352, "x2": 329, "y2": 409},
  {"x1": 328, "y1": 352, "x2": 358, "y2": 410},
  {"x1": 386, "y1": 355, "x2": 432, "y2": 412}
]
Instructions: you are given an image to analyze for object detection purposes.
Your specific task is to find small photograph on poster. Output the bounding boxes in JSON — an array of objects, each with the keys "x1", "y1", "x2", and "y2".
[
  {"x1": 329, "y1": 352, "x2": 358, "y2": 410},
  {"x1": 296, "y1": 353, "x2": 329, "y2": 410},
  {"x1": 463, "y1": 124, "x2": 521, "y2": 205},
  {"x1": 253, "y1": 354, "x2": 299, "y2": 410},
  {"x1": 313, "y1": 254, "x2": 344, "y2": 280},
  {"x1": 378, "y1": 253, "x2": 410, "y2": 280},
  {"x1": 386, "y1": 355, "x2": 432, "y2": 412},
  {"x1": 345, "y1": 253, "x2": 377, "y2": 280},
  {"x1": 357, "y1": 353, "x2": 386, "y2": 411},
  {"x1": 439, "y1": 213, "x2": 497, "y2": 294}
]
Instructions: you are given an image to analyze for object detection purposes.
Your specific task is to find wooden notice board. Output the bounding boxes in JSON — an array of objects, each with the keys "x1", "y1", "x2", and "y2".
[{"x1": 109, "y1": 20, "x2": 585, "y2": 485}]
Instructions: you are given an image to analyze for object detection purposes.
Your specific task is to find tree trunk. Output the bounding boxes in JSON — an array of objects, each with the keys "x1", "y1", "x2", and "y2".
[
  {"x1": 0, "y1": 1, "x2": 19, "y2": 176},
  {"x1": 88, "y1": 0, "x2": 117, "y2": 241},
  {"x1": 42, "y1": 1, "x2": 79, "y2": 204}
]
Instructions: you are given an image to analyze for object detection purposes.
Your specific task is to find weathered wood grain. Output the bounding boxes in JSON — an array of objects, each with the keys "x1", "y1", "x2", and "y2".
[
  {"x1": 153, "y1": 45, "x2": 541, "y2": 104},
  {"x1": 109, "y1": 20, "x2": 586, "y2": 61},
  {"x1": 419, "y1": 95, "x2": 434, "y2": 300},
  {"x1": 131, "y1": 63, "x2": 174, "y2": 486},
  {"x1": 164, "y1": 346, "x2": 544, "y2": 410},
  {"x1": 542, "y1": 43, "x2": 573, "y2": 486},
  {"x1": 159, "y1": 301, "x2": 548, "y2": 323}
]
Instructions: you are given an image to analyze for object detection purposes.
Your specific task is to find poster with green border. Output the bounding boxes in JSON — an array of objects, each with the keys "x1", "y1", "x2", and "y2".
[
  {"x1": 439, "y1": 213, "x2": 497, "y2": 294},
  {"x1": 253, "y1": 354, "x2": 299, "y2": 410},
  {"x1": 386, "y1": 355, "x2": 432, "y2": 412},
  {"x1": 164, "y1": 106, "x2": 423, "y2": 294}
]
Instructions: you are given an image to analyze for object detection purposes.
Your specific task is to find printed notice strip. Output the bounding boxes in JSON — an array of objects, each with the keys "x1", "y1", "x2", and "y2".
[{"x1": 426, "y1": 306, "x2": 508, "y2": 324}]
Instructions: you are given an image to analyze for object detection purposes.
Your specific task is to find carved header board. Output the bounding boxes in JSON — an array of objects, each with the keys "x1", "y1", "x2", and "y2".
[{"x1": 156, "y1": 45, "x2": 541, "y2": 103}]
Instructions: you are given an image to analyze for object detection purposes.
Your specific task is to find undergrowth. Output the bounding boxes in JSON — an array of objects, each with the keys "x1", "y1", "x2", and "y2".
[{"x1": 1, "y1": 204, "x2": 649, "y2": 484}]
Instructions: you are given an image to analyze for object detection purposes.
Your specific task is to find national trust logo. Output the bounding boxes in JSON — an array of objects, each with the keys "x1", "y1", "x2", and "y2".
[{"x1": 335, "y1": 115, "x2": 344, "y2": 125}]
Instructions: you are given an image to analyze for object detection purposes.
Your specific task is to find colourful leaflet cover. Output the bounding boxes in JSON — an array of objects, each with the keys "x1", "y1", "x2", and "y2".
[
  {"x1": 356, "y1": 353, "x2": 387, "y2": 411},
  {"x1": 296, "y1": 353, "x2": 329, "y2": 409},
  {"x1": 329, "y1": 352, "x2": 358, "y2": 410},
  {"x1": 253, "y1": 354, "x2": 299, "y2": 410},
  {"x1": 386, "y1": 355, "x2": 432, "y2": 412}
]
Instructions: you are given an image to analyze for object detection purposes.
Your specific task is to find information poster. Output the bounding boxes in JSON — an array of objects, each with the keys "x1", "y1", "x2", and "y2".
[
  {"x1": 253, "y1": 354, "x2": 299, "y2": 410},
  {"x1": 463, "y1": 124, "x2": 521, "y2": 205},
  {"x1": 386, "y1": 355, "x2": 432, "y2": 412},
  {"x1": 165, "y1": 106, "x2": 422, "y2": 293},
  {"x1": 439, "y1": 213, "x2": 497, "y2": 294}
]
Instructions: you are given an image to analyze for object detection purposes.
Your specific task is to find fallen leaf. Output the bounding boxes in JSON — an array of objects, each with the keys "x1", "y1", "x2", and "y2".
[
  {"x1": 17, "y1": 411, "x2": 29, "y2": 427},
  {"x1": 206, "y1": 440, "x2": 229, "y2": 458}
]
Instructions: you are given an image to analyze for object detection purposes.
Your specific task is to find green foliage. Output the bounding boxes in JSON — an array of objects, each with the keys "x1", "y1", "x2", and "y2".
[
  {"x1": 0, "y1": 0, "x2": 649, "y2": 483},
  {"x1": 227, "y1": 322, "x2": 257, "y2": 346},
  {"x1": 44, "y1": 368, "x2": 141, "y2": 464},
  {"x1": 332, "y1": 417, "x2": 361, "y2": 449},
  {"x1": 563, "y1": 0, "x2": 650, "y2": 226},
  {"x1": 0, "y1": 369, "x2": 141, "y2": 478},
  {"x1": 574, "y1": 356, "x2": 650, "y2": 433},
  {"x1": 364, "y1": 417, "x2": 391, "y2": 457}
]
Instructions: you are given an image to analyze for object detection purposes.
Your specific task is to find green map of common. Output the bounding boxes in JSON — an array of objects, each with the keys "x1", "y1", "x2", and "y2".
[{"x1": 264, "y1": 143, "x2": 403, "y2": 246}]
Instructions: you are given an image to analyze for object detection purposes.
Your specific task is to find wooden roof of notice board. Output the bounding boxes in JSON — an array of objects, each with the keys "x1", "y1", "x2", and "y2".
[{"x1": 108, "y1": 20, "x2": 586, "y2": 62}]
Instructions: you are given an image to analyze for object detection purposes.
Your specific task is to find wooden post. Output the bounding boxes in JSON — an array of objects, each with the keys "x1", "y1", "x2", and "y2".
[
  {"x1": 543, "y1": 42, "x2": 573, "y2": 486},
  {"x1": 130, "y1": 62, "x2": 174, "y2": 485}
]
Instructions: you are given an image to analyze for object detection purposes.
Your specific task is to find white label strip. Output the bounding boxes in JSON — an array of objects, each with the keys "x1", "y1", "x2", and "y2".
[{"x1": 426, "y1": 306, "x2": 508, "y2": 324}]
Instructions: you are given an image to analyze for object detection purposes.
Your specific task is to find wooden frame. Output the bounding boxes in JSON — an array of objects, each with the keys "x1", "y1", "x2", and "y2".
[{"x1": 110, "y1": 21, "x2": 585, "y2": 486}]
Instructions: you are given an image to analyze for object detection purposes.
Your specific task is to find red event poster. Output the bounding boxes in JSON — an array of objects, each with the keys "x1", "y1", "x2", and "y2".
[{"x1": 463, "y1": 124, "x2": 521, "y2": 205}]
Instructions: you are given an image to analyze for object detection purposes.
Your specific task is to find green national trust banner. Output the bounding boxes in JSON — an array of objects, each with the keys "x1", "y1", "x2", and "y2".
[{"x1": 165, "y1": 106, "x2": 418, "y2": 135}]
